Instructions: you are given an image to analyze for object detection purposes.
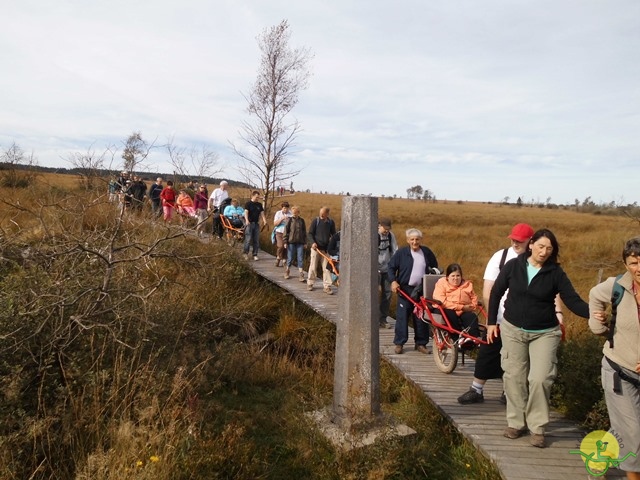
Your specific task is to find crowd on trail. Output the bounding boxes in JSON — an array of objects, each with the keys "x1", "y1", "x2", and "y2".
[
  {"x1": 270, "y1": 202, "x2": 640, "y2": 471},
  {"x1": 277, "y1": 205, "x2": 640, "y2": 469},
  {"x1": 108, "y1": 174, "x2": 640, "y2": 472}
]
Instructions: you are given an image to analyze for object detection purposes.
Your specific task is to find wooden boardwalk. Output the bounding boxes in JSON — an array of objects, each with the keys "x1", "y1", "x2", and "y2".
[{"x1": 248, "y1": 248, "x2": 624, "y2": 480}]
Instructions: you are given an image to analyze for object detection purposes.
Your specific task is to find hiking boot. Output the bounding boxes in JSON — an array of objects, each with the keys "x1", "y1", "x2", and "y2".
[
  {"x1": 323, "y1": 286, "x2": 333, "y2": 295},
  {"x1": 530, "y1": 433, "x2": 546, "y2": 448},
  {"x1": 499, "y1": 391, "x2": 507, "y2": 405},
  {"x1": 284, "y1": 268, "x2": 290, "y2": 279},
  {"x1": 307, "y1": 284, "x2": 313, "y2": 291},
  {"x1": 457, "y1": 388, "x2": 484, "y2": 405},
  {"x1": 415, "y1": 345, "x2": 430, "y2": 354},
  {"x1": 503, "y1": 427, "x2": 527, "y2": 439},
  {"x1": 394, "y1": 345, "x2": 403, "y2": 354},
  {"x1": 299, "y1": 271, "x2": 305, "y2": 282},
  {"x1": 275, "y1": 259, "x2": 281, "y2": 267}
]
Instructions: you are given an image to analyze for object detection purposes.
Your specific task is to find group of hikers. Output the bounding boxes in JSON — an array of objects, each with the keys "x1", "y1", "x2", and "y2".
[
  {"x1": 107, "y1": 175, "x2": 639, "y2": 474},
  {"x1": 270, "y1": 208, "x2": 640, "y2": 475}
]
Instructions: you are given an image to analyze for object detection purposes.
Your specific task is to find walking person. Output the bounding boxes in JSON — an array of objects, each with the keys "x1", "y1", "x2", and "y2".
[
  {"x1": 378, "y1": 218, "x2": 398, "y2": 328},
  {"x1": 388, "y1": 228, "x2": 439, "y2": 355},
  {"x1": 589, "y1": 237, "x2": 640, "y2": 479},
  {"x1": 208, "y1": 180, "x2": 230, "y2": 239},
  {"x1": 159, "y1": 181, "x2": 177, "y2": 223},
  {"x1": 129, "y1": 176, "x2": 147, "y2": 213},
  {"x1": 283, "y1": 206, "x2": 307, "y2": 282},
  {"x1": 243, "y1": 191, "x2": 268, "y2": 261},
  {"x1": 149, "y1": 177, "x2": 163, "y2": 218},
  {"x1": 457, "y1": 223, "x2": 534, "y2": 405},
  {"x1": 193, "y1": 184, "x2": 209, "y2": 236},
  {"x1": 486, "y1": 228, "x2": 590, "y2": 448},
  {"x1": 306, "y1": 206, "x2": 336, "y2": 294},
  {"x1": 273, "y1": 201, "x2": 292, "y2": 267}
]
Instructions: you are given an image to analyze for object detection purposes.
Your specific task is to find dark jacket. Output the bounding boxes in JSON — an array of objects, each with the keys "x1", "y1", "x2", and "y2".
[
  {"x1": 327, "y1": 231, "x2": 340, "y2": 257},
  {"x1": 129, "y1": 181, "x2": 147, "y2": 202},
  {"x1": 284, "y1": 216, "x2": 307, "y2": 245},
  {"x1": 387, "y1": 246, "x2": 438, "y2": 287},
  {"x1": 149, "y1": 183, "x2": 163, "y2": 202},
  {"x1": 307, "y1": 217, "x2": 336, "y2": 250},
  {"x1": 488, "y1": 253, "x2": 589, "y2": 329}
]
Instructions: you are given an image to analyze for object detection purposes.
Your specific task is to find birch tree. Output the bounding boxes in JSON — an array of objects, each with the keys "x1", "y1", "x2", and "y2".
[{"x1": 230, "y1": 20, "x2": 313, "y2": 214}]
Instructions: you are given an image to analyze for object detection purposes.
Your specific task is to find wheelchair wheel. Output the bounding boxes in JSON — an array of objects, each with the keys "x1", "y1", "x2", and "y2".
[{"x1": 432, "y1": 328, "x2": 458, "y2": 374}]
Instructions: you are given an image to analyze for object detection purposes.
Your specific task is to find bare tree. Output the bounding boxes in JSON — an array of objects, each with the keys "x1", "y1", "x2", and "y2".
[
  {"x1": 65, "y1": 144, "x2": 109, "y2": 191},
  {"x1": 230, "y1": 19, "x2": 313, "y2": 214},
  {"x1": 0, "y1": 141, "x2": 39, "y2": 188},
  {"x1": 122, "y1": 131, "x2": 155, "y2": 174},
  {"x1": 166, "y1": 136, "x2": 221, "y2": 183}
]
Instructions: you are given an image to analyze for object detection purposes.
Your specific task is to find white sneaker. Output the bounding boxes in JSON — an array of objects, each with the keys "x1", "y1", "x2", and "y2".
[
  {"x1": 243, "y1": 254, "x2": 249, "y2": 260},
  {"x1": 253, "y1": 256, "x2": 259, "y2": 261}
]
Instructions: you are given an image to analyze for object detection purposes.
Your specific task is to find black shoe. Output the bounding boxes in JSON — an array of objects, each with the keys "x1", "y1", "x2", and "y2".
[
  {"x1": 499, "y1": 391, "x2": 507, "y2": 405},
  {"x1": 457, "y1": 388, "x2": 484, "y2": 404}
]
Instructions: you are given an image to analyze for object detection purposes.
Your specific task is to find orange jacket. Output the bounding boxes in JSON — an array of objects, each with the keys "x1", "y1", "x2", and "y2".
[
  {"x1": 433, "y1": 277, "x2": 478, "y2": 314},
  {"x1": 176, "y1": 193, "x2": 194, "y2": 208}
]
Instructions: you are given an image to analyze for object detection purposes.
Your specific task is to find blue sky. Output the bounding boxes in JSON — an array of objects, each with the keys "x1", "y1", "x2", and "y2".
[{"x1": 1, "y1": 0, "x2": 639, "y2": 204}]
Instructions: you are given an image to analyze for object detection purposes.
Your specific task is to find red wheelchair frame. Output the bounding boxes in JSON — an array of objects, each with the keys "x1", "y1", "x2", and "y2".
[
  {"x1": 396, "y1": 274, "x2": 489, "y2": 374},
  {"x1": 219, "y1": 214, "x2": 245, "y2": 246},
  {"x1": 314, "y1": 248, "x2": 340, "y2": 286}
]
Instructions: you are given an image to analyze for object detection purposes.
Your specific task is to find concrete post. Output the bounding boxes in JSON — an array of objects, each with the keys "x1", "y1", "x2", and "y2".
[{"x1": 332, "y1": 196, "x2": 380, "y2": 429}]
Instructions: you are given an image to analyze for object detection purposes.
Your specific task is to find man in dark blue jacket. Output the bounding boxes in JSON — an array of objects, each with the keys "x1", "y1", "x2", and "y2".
[{"x1": 388, "y1": 228, "x2": 439, "y2": 354}]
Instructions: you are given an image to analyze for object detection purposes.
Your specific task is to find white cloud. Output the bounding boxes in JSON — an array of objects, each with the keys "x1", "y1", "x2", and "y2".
[{"x1": 1, "y1": 0, "x2": 638, "y2": 204}]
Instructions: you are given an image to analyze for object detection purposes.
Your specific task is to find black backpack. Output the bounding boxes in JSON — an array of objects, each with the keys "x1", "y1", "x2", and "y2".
[{"x1": 607, "y1": 274, "x2": 625, "y2": 349}]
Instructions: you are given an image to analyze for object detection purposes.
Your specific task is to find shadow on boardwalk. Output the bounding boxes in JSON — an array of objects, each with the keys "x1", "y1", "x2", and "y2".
[{"x1": 243, "y1": 245, "x2": 625, "y2": 480}]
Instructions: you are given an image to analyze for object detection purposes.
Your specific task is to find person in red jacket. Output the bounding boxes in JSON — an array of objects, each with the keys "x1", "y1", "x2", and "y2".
[{"x1": 160, "y1": 181, "x2": 176, "y2": 223}]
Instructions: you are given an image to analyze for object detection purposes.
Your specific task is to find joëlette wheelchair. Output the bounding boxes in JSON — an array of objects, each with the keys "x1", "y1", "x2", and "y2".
[
  {"x1": 219, "y1": 214, "x2": 245, "y2": 246},
  {"x1": 396, "y1": 274, "x2": 488, "y2": 374}
]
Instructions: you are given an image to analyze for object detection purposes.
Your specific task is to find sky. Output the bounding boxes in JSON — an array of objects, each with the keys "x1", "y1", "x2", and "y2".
[{"x1": 1, "y1": 0, "x2": 639, "y2": 204}]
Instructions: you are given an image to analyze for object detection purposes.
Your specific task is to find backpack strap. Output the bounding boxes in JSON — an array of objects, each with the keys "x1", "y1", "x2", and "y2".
[
  {"x1": 498, "y1": 248, "x2": 509, "y2": 271},
  {"x1": 378, "y1": 233, "x2": 393, "y2": 253},
  {"x1": 607, "y1": 274, "x2": 625, "y2": 349}
]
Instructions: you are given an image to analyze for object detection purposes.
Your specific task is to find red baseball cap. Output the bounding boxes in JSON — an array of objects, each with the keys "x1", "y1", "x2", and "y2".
[{"x1": 508, "y1": 223, "x2": 534, "y2": 242}]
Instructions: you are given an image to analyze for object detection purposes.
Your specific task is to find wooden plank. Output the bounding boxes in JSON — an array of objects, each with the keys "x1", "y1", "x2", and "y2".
[{"x1": 248, "y1": 249, "x2": 626, "y2": 480}]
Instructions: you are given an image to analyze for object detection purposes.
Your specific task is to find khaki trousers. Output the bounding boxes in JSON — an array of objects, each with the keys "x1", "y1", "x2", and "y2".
[
  {"x1": 500, "y1": 319, "x2": 562, "y2": 434},
  {"x1": 307, "y1": 247, "x2": 332, "y2": 289}
]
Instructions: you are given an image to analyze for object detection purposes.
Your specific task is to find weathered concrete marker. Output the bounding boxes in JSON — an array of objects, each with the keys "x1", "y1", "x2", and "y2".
[
  {"x1": 333, "y1": 195, "x2": 380, "y2": 425},
  {"x1": 307, "y1": 196, "x2": 414, "y2": 449}
]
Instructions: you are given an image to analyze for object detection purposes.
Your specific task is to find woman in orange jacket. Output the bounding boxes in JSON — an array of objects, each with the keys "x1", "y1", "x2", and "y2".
[{"x1": 433, "y1": 263, "x2": 481, "y2": 345}]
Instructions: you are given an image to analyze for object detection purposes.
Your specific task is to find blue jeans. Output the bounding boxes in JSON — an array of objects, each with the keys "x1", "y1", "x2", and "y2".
[
  {"x1": 394, "y1": 288, "x2": 430, "y2": 346},
  {"x1": 378, "y1": 272, "x2": 392, "y2": 324},
  {"x1": 243, "y1": 222, "x2": 260, "y2": 255},
  {"x1": 287, "y1": 243, "x2": 304, "y2": 268}
]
